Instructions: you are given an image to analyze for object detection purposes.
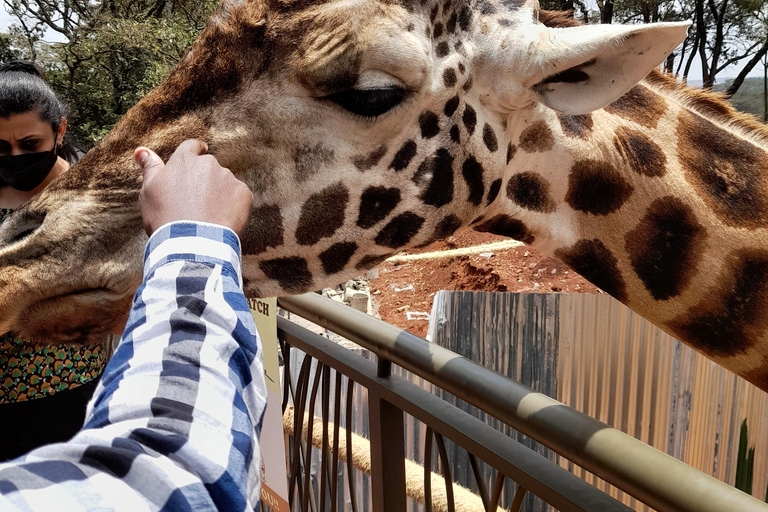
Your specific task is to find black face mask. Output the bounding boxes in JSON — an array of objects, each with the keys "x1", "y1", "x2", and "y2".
[{"x1": 0, "y1": 146, "x2": 58, "y2": 191}]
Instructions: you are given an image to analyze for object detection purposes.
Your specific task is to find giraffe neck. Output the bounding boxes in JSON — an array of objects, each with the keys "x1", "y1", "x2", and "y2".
[{"x1": 479, "y1": 79, "x2": 768, "y2": 388}]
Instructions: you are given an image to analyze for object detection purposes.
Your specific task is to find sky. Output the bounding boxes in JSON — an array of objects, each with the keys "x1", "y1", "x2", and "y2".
[{"x1": 0, "y1": 5, "x2": 763, "y2": 83}]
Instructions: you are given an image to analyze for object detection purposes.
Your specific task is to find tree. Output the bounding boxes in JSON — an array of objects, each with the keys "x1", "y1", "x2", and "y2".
[
  {"x1": 0, "y1": 33, "x2": 21, "y2": 63},
  {"x1": 673, "y1": 0, "x2": 768, "y2": 92},
  {"x1": 2, "y1": 0, "x2": 218, "y2": 146}
]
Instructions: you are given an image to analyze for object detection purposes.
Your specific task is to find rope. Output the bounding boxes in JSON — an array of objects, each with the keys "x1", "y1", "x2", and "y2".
[{"x1": 283, "y1": 406, "x2": 505, "y2": 512}]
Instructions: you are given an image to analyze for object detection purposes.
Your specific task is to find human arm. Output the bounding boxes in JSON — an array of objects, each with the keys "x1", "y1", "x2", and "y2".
[{"x1": 0, "y1": 142, "x2": 266, "y2": 511}]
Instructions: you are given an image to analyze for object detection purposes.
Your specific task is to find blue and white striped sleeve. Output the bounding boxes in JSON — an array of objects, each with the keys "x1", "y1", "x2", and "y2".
[{"x1": 0, "y1": 221, "x2": 267, "y2": 512}]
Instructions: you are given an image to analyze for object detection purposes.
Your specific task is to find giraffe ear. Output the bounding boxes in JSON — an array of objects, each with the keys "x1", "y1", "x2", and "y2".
[{"x1": 531, "y1": 22, "x2": 690, "y2": 115}]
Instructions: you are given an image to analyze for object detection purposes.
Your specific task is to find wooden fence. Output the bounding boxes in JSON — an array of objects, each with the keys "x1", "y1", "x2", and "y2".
[{"x1": 427, "y1": 291, "x2": 768, "y2": 511}]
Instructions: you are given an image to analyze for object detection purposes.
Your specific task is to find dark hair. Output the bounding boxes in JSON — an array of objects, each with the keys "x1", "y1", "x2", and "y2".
[{"x1": 0, "y1": 60, "x2": 78, "y2": 164}]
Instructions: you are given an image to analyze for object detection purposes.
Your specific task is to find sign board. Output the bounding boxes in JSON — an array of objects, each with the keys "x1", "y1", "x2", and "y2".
[{"x1": 249, "y1": 298, "x2": 290, "y2": 511}]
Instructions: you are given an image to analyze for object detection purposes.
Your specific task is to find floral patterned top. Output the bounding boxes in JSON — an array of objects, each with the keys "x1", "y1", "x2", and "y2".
[{"x1": 0, "y1": 208, "x2": 107, "y2": 404}]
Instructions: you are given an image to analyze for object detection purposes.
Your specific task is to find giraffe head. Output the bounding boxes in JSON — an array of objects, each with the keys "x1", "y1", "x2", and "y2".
[{"x1": 0, "y1": 0, "x2": 687, "y2": 341}]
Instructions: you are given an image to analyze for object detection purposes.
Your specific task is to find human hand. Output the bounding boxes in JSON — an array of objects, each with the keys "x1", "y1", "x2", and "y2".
[{"x1": 135, "y1": 140, "x2": 253, "y2": 237}]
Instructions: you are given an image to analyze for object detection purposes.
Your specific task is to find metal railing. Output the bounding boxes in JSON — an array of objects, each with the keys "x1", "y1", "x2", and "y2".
[{"x1": 277, "y1": 293, "x2": 768, "y2": 512}]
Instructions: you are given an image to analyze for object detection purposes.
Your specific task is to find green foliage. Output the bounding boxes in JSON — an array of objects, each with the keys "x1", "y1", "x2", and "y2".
[
  {"x1": 2, "y1": 0, "x2": 220, "y2": 148},
  {"x1": 0, "y1": 33, "x2": 19, "y2": 62}
]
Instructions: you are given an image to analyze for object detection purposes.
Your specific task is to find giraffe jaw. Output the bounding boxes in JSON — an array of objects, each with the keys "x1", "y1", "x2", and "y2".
[{"x1": 0, "y1": 280, "x2": 140, "y2": 343}]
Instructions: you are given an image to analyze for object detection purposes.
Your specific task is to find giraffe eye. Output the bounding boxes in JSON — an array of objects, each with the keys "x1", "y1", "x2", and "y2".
[{"x1": 326, "y1": 87, "x2": 407, "y2": 118}]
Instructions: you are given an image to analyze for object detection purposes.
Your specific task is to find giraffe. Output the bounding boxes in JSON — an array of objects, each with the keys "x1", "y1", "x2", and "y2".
[{"x1": 1, "y1": 0, "x2": 766, "y2": 392}]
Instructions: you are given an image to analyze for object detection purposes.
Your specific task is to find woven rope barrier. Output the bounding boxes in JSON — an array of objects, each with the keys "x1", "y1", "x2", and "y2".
[{"x1": 283, "y1": 406, "x2": 504, "y2": 512}]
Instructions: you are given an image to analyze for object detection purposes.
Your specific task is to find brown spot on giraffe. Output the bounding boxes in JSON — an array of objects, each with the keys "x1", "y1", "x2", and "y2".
[
  {"x1": 389, "y1": 140, "x2": 417, "y2": 172},
  {"x1": 625, "y1": 197, "x2": 707, "y2": 300},
  {"x1": 444, "y1": 96, "x2": 460, "y2": 117},
  {"x1": 450, "y1": 125, "x2": 460, "y2": 142},
  {"x1": 604, "y1": 85, "x2": 667, "y2": 129},
  {"x1": 506, "y1": 172, "x2": 556, "y2": 213},
  {"x1": 295, "y1": 183, "x2": 349, "y2": 246},
  {"x1": 462, "y1": 104, "x2": 477, "y2": 135},
  {"x1": 294, "y1": 143, "x2": 335, "y2": 181},
  {"x1": 375, "y1": 212, "x2": 425, "y2": 248},
  {"x1": 474, "y1": 215, "x2": 535, "y2": 244},
  {"x1": 241, "y1": 204, "x2": 284, "y2": 255},
  {"x1": 446, "y1": 12, "x2": 458, "y2": 33},
  {"x1": 413, "y1": 148, "x2": 454, "y2": 207},
  {"x1": 482, "y1": 123, "x2": 498, "y2": 152},
  {"x1": 353, "y1": 145, "x2": 387, "y2": 171},
  {"x1": 613, "y1": 127, "x2": 667, "y2": 177},
  {"x1": 416, "y1": 214, "x2": 463, "y2": 248},
  {"x1": 565, "y1": 160, "x2": 634, "y2": 215},
  {"x1": 433, "y1": 214, "x2": 462, "y2": 240},
  {"x1": 506, "y1": 143, "x2": 516, "y2": 164},
  {"x1": 461, "y1": 156, "x2": 485, "y2": 206},
  {"x1": 419, "y1": 111, "x2": 441, "y2": 139},
  {"x1": 556, "y1": 239, "x2": 628, "y2": 302},
  {"x1": 557, "y1": 113, "x2": 593, "y2": 139},
  {"x1": 443, "y1": 68, "x2": 458, "y2": 88},
  {"x1": 436, "y1": 41, "x2": 450, "y2": 58},
  {"x1": 677, "y1": 110, "x2": 768, "y2": 229},
  {"x1": 355, "y1": 253, "x2": 392, "y2": 271},
  {"x1": 486, "y1": 179, "x2": 502, "y2": 205},
  {"x1": 357, "y1": 186, "x2": 401, "y2": 229},
  {"x1": 670, "y1": 249, "x2": 768, "y2": 357},
  {"x1": 260, "y1": 257, "x2": 313, "y2": 294},
  {"x1": 320, "y1": 242, "x2": 358, "y2": 275},
  {"x1": 518, "y1": 121, "x2": 554, "y2": 152}
]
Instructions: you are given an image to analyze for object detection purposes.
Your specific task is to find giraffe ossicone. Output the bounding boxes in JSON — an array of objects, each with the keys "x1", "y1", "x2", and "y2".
[{"x1": 2, "y1": 1, "x2": 767, "y2": 391}]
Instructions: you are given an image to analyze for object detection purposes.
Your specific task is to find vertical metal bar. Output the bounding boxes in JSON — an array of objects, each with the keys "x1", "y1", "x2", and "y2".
[
  {"x1": 368, "y1": 388, "x2": 406, "y2": 512},
  {"x1": 488, "y1": 473, "x2": 505, "y2": 512},
  {"x1": 330, "y1": 371, "x2": 342, "y2": 512},
  {"x1": 303, "y1": 362, "x2": 324, "y2": 512},
  {"x1": 290, "y1": 356, "x2": 312, "y2": 508},
  {"x1": 319, "y1": 366, "x2": 331, "y2": 512},
  {"x1": 283, "y1": 343, "x2": 303, "y2": 508},
  {"x1": 434, "y1": 432, "x2": 456, "y2": 512},
  {"x1": 510, "y1": 485, "x2": 527, "y2": 512},
  {"x1": 424, "y1": 427, "x2": 434, "y2": 512},
  {"x1": 377, "y1": 357, "x2": 392, "y2": 378},
  {"x1": 468, "y1": 453, "x2": 490, "y2": 511},
  {"x1": 345, "y1": 377, "x2": 360, "y2": 512},
  {"x1": 280, "y1": 339, "x2": 291, "y2": 413}
]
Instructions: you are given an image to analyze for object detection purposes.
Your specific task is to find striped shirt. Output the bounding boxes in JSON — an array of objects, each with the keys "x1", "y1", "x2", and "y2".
[{"x1": 0, "y1": 221, "x2": 267, "y2": 511}]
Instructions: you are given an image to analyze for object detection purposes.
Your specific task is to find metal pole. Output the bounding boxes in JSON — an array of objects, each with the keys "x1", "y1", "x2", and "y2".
[
  {"x1": 367, "y1": 390, "x2": 407, "y2": 512},
  {"x1": 278, "y1": 293, "x2": 768, "y2": 512}
]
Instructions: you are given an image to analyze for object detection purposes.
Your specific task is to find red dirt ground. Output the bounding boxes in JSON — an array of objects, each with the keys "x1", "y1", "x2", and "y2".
[{"x1": 369, "y1": 229, "x2": 600, "y2": 338}]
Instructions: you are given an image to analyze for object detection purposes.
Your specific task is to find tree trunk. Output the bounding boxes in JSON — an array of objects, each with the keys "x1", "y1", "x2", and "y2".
[
  {"x1": 725, "y1": 38, "x2": 768, "y2": 97},
  {"x1": 696, "y1": 0, "x2": 711, "y2": 87},
  {"x1": 664, "y1": 53, "x2": 675, "y2": 75},
  {"x1": 706, "y1": 0, "x2": 729, "y2": 88},
  {"x1": 601, "y1": 0, "x2": 614, "y2": 23},
  {"x1": 676, "y1": 37, "x2": 690, "y2": 77},
  {"x1": 764, "y1": 55, "x2": 767, "y2": 123},
  {"x1": 682, "y1": 32, "x2": 700, "y2": 83}
]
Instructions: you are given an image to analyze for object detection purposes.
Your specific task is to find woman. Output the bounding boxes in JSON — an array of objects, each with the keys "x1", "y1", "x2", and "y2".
[{"x1": 0, "y1": 61, "x2": 107, "y2": 460}]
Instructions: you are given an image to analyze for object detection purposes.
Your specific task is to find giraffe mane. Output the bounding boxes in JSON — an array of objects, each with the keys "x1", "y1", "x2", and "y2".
[{"x1": 643, "y1": 72, "x2": 768, "y2": 149}]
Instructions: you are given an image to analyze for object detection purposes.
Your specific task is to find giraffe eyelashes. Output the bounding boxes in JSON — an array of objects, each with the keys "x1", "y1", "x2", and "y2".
[{"x1": 325, "y1": 87, "x2": 407, "y2": 118}]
